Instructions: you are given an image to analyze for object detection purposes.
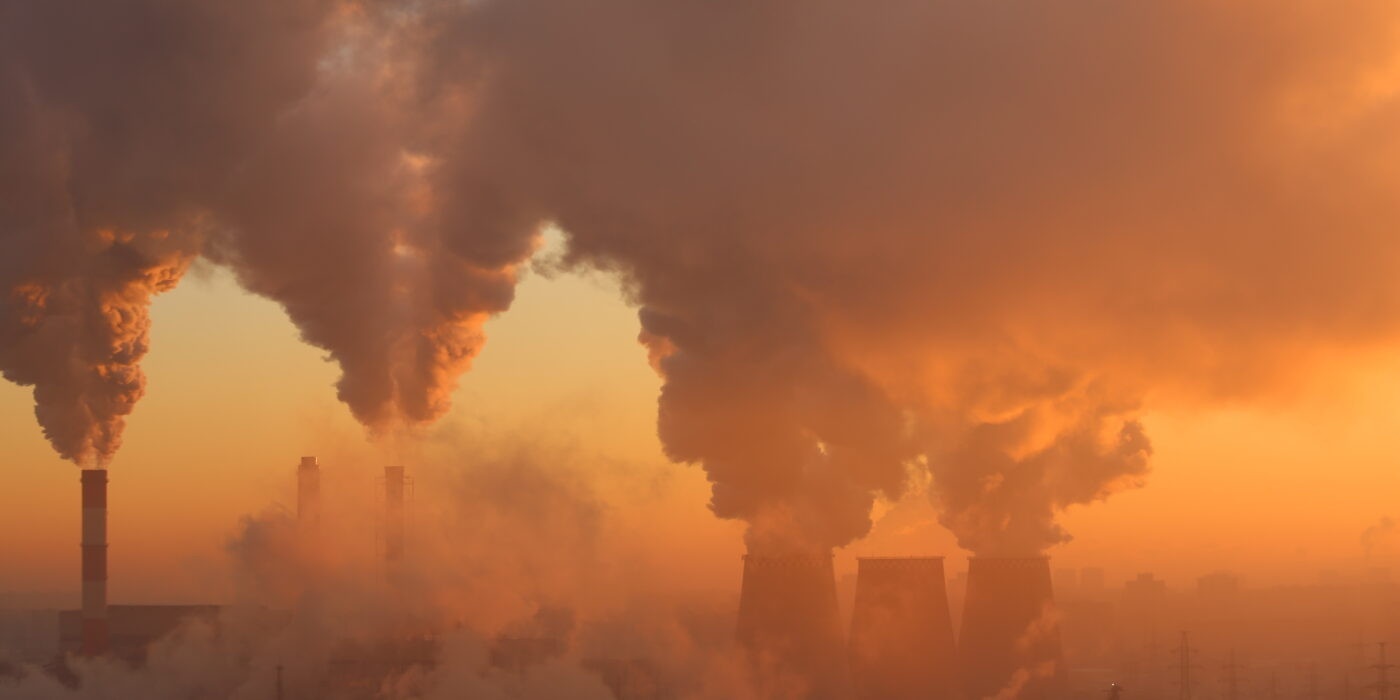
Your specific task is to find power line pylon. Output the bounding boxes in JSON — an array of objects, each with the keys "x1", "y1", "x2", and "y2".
[
  {"x1": 1171, "y1": 631, "x2": 1198, "y2": 700},
  {"x1": 1220, "y1": 649, "x2": 1244, "y2": 700},
  {"x1": 1371, "y1": 642, "x2": 1398, "y2": 700}
]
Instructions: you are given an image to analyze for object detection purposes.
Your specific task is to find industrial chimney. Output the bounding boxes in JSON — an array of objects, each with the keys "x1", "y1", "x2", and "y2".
[
  {"x1": 849, "y1": 557, "x2": 961, "y2": 700},
  {"x1": 80, "y1": 469, "x2": 107, "y2": 656},
  {"x1": 384, "y1": 466, "x2": 406, "y2": 567},
  {"x1": 736, "y1": 552, "x2": 851, "y2": 699},
  {"x1": 297, "y1": 456, "x2": 321, "y2": 524},
  {"x1": 958, "y1": 557, "x2": 1066, "y2": 700}
]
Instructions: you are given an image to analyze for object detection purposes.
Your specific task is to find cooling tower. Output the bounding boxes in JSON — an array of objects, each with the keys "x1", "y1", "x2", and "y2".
[
  {"x1": 849, "y1": 557, "x2": 961, "y2": 700},
  {"x1": 958, "y1": 557, "x2": 1066, "y2": 700},
  {"x1": 297, "y1": 456, "x2": 321, "y2": 524},
  {"x1": 384, "y1": 465, "x2": 405, "y2": 565},
  {"x1": 736, "y1": 553, "x2": 851, "y2": 699},
  {"x1": 80, "y1": 469, "x2": 107, "y2": 656}
]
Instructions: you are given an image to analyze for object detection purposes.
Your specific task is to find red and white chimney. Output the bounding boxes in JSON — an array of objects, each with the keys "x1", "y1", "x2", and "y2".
[
  {"x1": 297, "y1": 456, "x2": 321, "y2": 524},
  {"x1": 80, "y1": 469, "x2": 108, "y2": 656},
  {"x1": 384, "y1": 465, "x2": 406, "y2": 566}
]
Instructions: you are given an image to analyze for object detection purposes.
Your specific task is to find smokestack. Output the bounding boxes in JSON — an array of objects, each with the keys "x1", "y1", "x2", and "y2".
[
  {"x1": 849, "y1": 557, "x2": 961, "y2": 700},
  {"x1": 80, "y1": 469, "x2": 107, "y2": 656},
  {"x1": 297, "y1": 456, "x2": 321, "y2": 524},
  {"x1": 736, "y1": 553, "x2": 851, "y2": 699},
  {"x1": 958, "y1": 557, "x2": 1066, "y2": 700},
  {"x1": 384, "y1": 465, "x2": 406, "y2": 566}
]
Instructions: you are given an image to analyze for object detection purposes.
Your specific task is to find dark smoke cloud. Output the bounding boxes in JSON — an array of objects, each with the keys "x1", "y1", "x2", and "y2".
[
  {"x1": 0, "y1": 1, "x2": 536, "y2": 462},
  {"x1": 5, "y1": 0, "x2": 1400, "y2": 556},
  {"x1": 0, "y1": 0, "x2": 334, "y2": 464},
  {"x1": 424, "y1": 0, "x2": 1400, "y2": 554},
  {"x1": 204, "y1": 4, "x2": 536, "y2": 432}
]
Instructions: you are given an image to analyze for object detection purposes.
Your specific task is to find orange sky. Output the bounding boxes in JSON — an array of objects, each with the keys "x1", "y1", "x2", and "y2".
[{"x1": 5, "y1": 233, "x2": 1400, "y2": 604}]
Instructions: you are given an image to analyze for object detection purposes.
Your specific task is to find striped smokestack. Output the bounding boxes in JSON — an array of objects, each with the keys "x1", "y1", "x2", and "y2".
[
  {"x1": 80, "y1": 469, "x2": 107, "y2": 656},
  {"x1": 297, "y1": 456, "x2": 321, "y2": 524},
  {"x1": 735, "y1": 553, "x2": 851, "y2": 699},
  {"x1": 958, "y1": 557, "x2": 1066, "y2": 700},
  {"x1": 849, "y1": 557, "x2": 961, "y2": 700},
  {"x1": 384, "y1": 465, "x2": 405, "y2": 566}
]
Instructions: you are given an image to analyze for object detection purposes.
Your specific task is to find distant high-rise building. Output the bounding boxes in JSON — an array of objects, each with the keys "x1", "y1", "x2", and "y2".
[
  {"x1": 1197, "y1": 572, "x2": 1240, "y2": 609},
  {"x1": 1123, "y1": 573, "x2": 1168, "y2": 612},
  {"x1": 1080, "y1": 567, "x2": 1106, "y2": 600},
  {"x1": 1055, "y1": 567, "x2": 1080, "y2": 599}
]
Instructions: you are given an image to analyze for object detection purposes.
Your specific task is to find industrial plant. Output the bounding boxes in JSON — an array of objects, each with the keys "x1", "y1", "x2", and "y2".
[{"x1": 2, "y1": 457, "x2": 1392, "y2": 700}]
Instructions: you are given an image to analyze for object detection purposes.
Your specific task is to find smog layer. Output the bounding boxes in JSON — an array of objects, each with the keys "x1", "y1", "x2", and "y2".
[{"x1": 3, "y1": 0, "x2": 1400, "y2": 698}]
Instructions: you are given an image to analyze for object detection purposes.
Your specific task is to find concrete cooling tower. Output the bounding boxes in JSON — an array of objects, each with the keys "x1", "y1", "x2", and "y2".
[
  {"x1": 958, "y1": 557, "x2": 1066, "y2": 700},
  {"x1": 736, "y1": 553, "x2": 851, "y2": 699},
  {"x1": 848, "y1": 557, "x2": 961, "y2": 700}
]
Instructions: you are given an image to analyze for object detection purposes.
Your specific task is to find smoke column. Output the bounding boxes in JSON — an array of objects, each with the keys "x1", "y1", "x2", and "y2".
[
  {"x1": 418, "y1": 0, "x2": 1400, "y2": 556},
  {"x1": 0, "y1": 1, "x2": 537, "y2": 464},
  {"x1": 0, "y1": 0, "x2": 333, "y2": 464}
]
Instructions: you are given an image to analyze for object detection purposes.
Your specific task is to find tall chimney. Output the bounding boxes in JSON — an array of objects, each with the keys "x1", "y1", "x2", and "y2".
[
  {"x1": 736, "y1": 552, "x2": 851, "y2": 699},
  {"x1": 384, "y1": 465, "x2": 406, "y2": 566},
  {"x1": 958, "y1": 557, "x2": 1066, "y2": 700},
  {"x1": 849, "y1": 557, "x2": 961, "y2": 700},
  {"x1": 80, "y1": 469, "x2": 108, "y2": 656},
  {"x1": 297, "y1": 456, "x2": 321, "y2": 524}
]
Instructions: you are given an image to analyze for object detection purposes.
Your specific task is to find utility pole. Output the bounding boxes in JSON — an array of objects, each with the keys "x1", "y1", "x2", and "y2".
[
  {"x1": 1371, "y1": 642, "x2": 1397, "y2": 700},
  {"x1": 275, "y1": 663, "x2": 283, "y2": 700},
  {"x1": 1172, "y1": 631, "x2": 1196, "y2": 700}
]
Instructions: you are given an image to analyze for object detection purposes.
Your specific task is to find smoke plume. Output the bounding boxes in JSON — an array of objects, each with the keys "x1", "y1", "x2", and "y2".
[
  {"x1": 422, "y1": 0, "x2": 1400, "y2": 554},
  {"x1": 0, "y1": 0, "x2": 537, "y2": 462},
  {"x1": 0, "y1": 0, "x2": 332, "y2": 463},
  {"x1": 6, "y1": 0, "x2": 1400, "y2": 556}
]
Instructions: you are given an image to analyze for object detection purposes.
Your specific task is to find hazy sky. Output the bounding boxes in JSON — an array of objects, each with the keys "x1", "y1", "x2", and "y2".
[
  {"x1": 6, "y1": 0, "x2": 1400, "y2": 611},
  {"x1": 5, "y1": 231, "x2": 1400, "y2": 604}
]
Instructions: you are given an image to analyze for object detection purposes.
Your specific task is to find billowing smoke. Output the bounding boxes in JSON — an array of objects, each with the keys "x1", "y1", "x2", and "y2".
[
  {"x1": 6, "y1": 0, "x2": 1400, "y2": 557},
  {"x1": 204, "y1": 4, "x2": 537, "y2": 432},
  {"x1": 422, "y1": 0, "x2": 1400, "y2": 554},
  {"x1": 0, "y1": 0, "x2": 333, "y2": 463},
  {"x1": 0, "y1": 0, "x2": 536, "y2": 462}
]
